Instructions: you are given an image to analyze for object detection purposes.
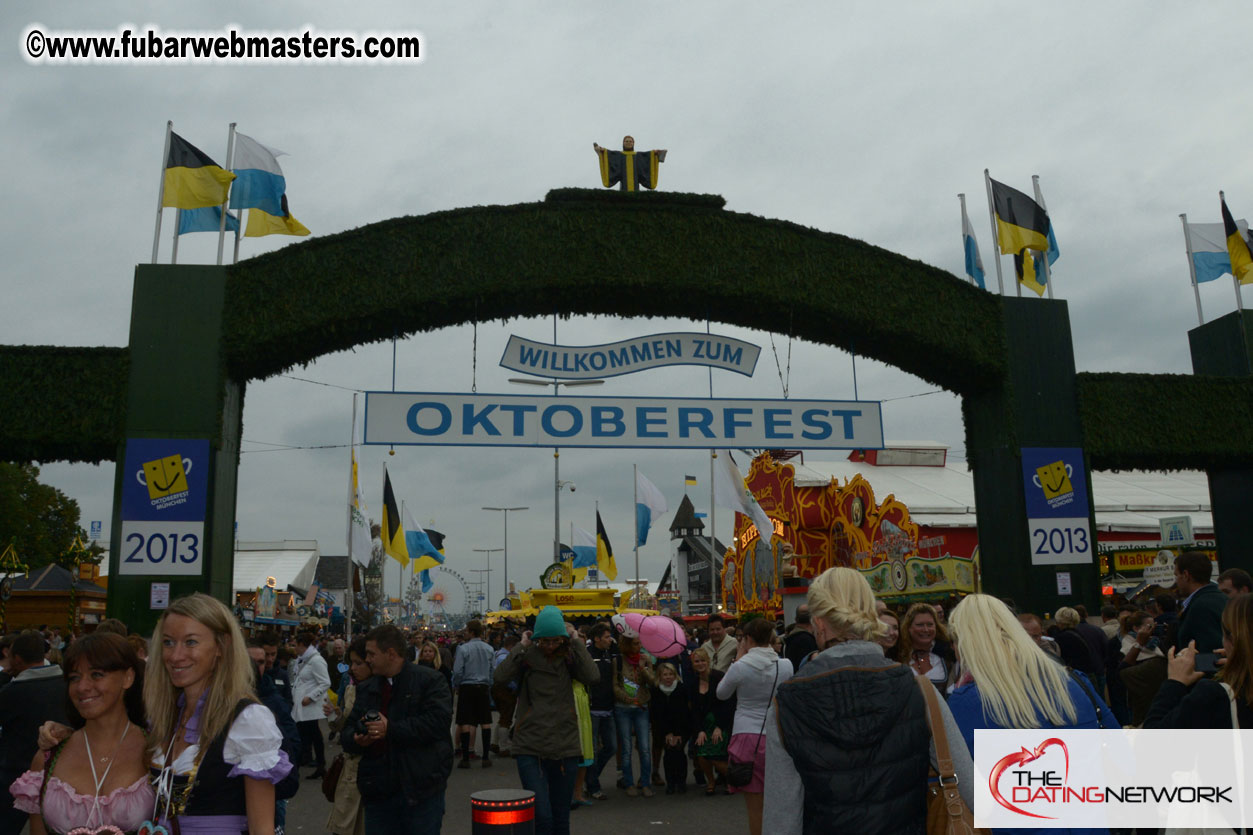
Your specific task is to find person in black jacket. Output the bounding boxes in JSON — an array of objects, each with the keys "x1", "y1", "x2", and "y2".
[
  {"x1": 1146, "y1": 593, "x2": 1253, "y2": 729},
  {"x1": 650, "y1": 662, "x2": 692, "y2": 794},
  {"x1": 0, "y1": 630, "x2": 67, "y2": 833},
  {"x1": 342, "y1": 624, "x2": 453, "y2": 835},
  {"x1": 584, "y1": 623, "x2": 617, "y2": 801},
  {"x1": 783, "y1": 606, "x2": 819, "y2": 673},
  {"x1": 1170, "y1": 550, "x2": 1227, "y2": 654}
]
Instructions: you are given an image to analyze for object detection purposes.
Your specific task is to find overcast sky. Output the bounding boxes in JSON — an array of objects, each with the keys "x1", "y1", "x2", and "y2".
[{"x1": 5, "y1": 2, "x2": 1250, "y2": 612}]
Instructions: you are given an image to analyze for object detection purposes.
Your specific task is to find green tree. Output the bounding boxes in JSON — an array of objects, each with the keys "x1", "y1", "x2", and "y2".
[{"x1": 0, "y1": 462, "x2": 86, "y2": 570}]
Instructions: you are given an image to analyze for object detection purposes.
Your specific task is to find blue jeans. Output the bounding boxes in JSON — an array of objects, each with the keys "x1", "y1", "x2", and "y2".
[
  {"x1": 614, "y1": 705, "x2": 651, "y2": 788},
  {"x1": 516, "y1": 755, "x2": 579, "y2": 835},
  {"x1": 363, "y1": 789, "x2": 445, "y2": 835},
  {"x1": 585, "y1": 712, "x2": 617, "y2": 794}
]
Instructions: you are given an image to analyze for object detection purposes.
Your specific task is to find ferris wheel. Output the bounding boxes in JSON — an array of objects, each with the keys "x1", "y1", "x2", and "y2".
[{"x1": 424, "y1": 565, "x2": 471, "y2": 623}]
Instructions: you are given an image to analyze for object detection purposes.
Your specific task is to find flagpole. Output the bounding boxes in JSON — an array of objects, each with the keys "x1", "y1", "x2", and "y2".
[
  {"x1": 216, "y1": 122, "x2": 237, "y2": 266},
  {"x1": 171, "y1": 209, "x2": 181, "y2": 264},
  {"x1": 1221, "y1": 191, "x2": 1245, "y2": 311},
  {"x1": 346, "y1": 393, "x2": 356, "y2": 635},
  {"x1": 710, "y1": 450, "x2": 718, "y2": 615},
  {"x1": 232, "y1": 217, "x2": 242, "y2": 265},
  {"x1": 958, "y1": 193, "x2": 974, "y2": 287},
  {"x1": 1180, "y1": 213, "x2": 1205, "y2": 326},
  {"x1": 1032, "y1": 176, "x2": 1055, "y2": 300},
  {"x1": 633, "y1": 464, "x2": 640, "y2": 601},
  {"x1": 152, "y1": 121, "x2": 172, "y2": 264},
  {"x1": 983, "y1": 169, "x2": 1005, "y2": 296},
  {"x1": 399, "y1": 501, "x2": 406, "y2": 625}
]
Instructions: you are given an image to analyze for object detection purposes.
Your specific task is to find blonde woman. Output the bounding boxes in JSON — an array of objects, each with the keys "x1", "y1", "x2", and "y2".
[
  {"x1": 763, "y1": 568, "x2": 973, "y2": 835},
  {"x1": 143, "y1": 593, "x2": 291, "y2": 834},
  {"x1": 947, "y1": 595, "x2": 1117, "y2": 757},
  {"x1": 897, "y1": 602, "x2": 956, "y2": 692}
]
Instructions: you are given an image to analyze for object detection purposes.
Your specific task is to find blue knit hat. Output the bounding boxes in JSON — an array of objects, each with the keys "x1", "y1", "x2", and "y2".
[{"x1": 532, "y1": 605, "x2": 567, "y2": 639}]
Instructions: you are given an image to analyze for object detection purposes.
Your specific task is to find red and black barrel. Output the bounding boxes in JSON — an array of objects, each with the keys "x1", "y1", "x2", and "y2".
[{"x1": 470, "y1": 788, "x2": 535, "y2": 834}]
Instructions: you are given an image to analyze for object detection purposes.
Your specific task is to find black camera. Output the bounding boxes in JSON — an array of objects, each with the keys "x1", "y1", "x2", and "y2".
[{"x1": 355, "y1": 709, "x2": 381, "y2": 737}]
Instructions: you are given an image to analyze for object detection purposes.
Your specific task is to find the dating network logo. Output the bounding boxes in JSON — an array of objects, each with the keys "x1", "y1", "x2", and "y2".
[{"x1": 989, "y1": 738, "x2": 1071, "y2": 819}]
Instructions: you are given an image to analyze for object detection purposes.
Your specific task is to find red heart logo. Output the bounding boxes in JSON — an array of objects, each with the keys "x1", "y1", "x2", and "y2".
[{"x1": 988, "y1": 738, "x2": 1069, "y2": 819}]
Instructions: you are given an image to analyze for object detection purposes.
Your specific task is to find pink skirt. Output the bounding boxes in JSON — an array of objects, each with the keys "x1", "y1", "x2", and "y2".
[{"x1": 726, "y1": 733, "x2": 767, "y2": 794}]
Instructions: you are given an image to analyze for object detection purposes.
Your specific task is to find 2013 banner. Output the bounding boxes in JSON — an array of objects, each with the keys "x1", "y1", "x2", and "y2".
[{"x1": 364, "y1": 392, "x2": 884, "y2": 450}]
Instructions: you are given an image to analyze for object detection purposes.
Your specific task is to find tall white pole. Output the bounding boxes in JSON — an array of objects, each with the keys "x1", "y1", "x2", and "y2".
[
  {"x1": 152, "y1": 121, "x2": 172, "y2": 264},
  {"x1": 1180, "y1": 213, "x2": 1205, "y2": 326},
  {"x1": 983, "y1": 169, "x2": 1006, "y2": 296},
  {"x1": 710, "y1": 450, "x2": 718, "y2": 614},
  {"x1": 171, "y1": 210, "x2": 180, "y2": 264},
  {"x1": 554, "y1": 449, "x2": 561, "y2": 563},
  {"x1": 633, "y1": 463, "x2": 640, "y2": 597},
  {"x1": 1221, "y1": 191, "x2": 1245, "y2": 311},
  {"x1": 216, "y1": 122, "x2": 237, "y2": 266},
  {"x1": 346, "y1": 394, "x2": 356, "y2": 635},
  {"x1": 1032, "y1": 175, "x2": 1055, "y2": 300}
]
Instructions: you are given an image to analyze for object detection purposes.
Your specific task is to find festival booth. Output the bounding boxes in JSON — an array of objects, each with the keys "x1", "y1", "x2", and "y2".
[
  {"x1": 721, "y1": 445, "x2": 1215, "y2": 615},
  {"x1": 720, "y1": 451, "x2": 979, "y2": 616},
  {"x1": 2, "y1": 563, "x2": 108, "y2": 633}
]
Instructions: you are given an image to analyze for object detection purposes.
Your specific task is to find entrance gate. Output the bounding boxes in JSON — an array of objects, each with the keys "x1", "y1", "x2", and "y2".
[{"x1": 3, "y1": 189, "x2": 1251, "y2": 634}]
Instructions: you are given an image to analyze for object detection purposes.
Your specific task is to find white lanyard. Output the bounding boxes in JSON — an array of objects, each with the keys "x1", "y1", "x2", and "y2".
[{"x1": 82, "y1": 722, "x2": 130, "y2": 828}]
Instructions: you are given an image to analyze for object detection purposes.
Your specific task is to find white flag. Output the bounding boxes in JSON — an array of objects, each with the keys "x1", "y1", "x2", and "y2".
[
  {"x1": 348, "y1": 449, "x2": 373, "y2": 566},
  {"x1": 713, "y1": 450, "x2": 774, "y2": 544},
  {"x1": 635, "y1": 469, "x2": 668, "y2": 547}
]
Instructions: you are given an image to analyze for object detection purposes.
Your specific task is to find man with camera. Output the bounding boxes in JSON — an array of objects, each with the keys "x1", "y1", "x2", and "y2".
[{"x1": 342, "y1": 624, "x2": 454, "y2": 834}]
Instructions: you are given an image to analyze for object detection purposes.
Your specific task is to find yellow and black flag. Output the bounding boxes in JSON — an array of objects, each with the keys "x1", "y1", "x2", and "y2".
[
  {"x1": 163, "y1": 132, "x2": 235, "y2": 210},
  {"x1": 595, "y1": 510, "x2": 617, "y2": 581},
  {"x1": 381, "y1": 467, "x2": 409, "y2": 569},
  {"x1": 990, "y1": 178, "x2": 1051, "y2": 256},
  {"x1": 1222, "y1": 195, "x2": 1253, "y2": 286},
  {"x1": 597, "y1": 149, "x2": 664, "y2": 192}
]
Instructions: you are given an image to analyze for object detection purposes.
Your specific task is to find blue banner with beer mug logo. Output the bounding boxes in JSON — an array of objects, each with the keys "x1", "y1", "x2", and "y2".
[
  {"x1": 121, "y1": 438, "x2": 210, "y2": 521},
  {"x1": 1021, "y1": 447, "x2": 1092, "y2": 566},
  {"x1": 118, "y1": 438, "x2": 210, "y2": 577}
]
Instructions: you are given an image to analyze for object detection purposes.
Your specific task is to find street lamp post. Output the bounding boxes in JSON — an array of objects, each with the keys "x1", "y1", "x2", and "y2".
[
  {"x1": 508, "y1": 377, "x2": 604, "y2": 567},
  {"x1": 481, "y1": 506, "x2": 527, "y2": 599},
  {"x1": 471, "y1": 548, "x2": 502, "y2": 608}
]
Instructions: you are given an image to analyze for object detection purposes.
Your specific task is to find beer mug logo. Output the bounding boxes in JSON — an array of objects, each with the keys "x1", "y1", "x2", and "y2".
[
  {"x1": 137, "y1": 455, "x2": 192, "y2": 503},
  {"x1": 1032, "y1": 460, "x2": 1073, "y2": 501}
]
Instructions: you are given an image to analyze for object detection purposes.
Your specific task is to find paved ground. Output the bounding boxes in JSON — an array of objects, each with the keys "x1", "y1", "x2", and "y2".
[{"x1": 284, "y1": 726, "x2": 753, "y2": 834}]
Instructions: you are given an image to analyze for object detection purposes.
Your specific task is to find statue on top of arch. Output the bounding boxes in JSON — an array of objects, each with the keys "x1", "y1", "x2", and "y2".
[{"x1": 592, "y1": 135, "x2": 667, "y2": 192}]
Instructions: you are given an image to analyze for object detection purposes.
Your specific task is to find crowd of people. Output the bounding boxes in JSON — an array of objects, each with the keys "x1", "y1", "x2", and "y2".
[{"x1": 0, "y1": 552, "x2": 1250, "y2": 834}]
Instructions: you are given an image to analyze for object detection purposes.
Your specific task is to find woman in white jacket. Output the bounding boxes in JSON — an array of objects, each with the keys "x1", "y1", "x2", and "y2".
[
  {"x1": 291, "y1": 632, "x2": 331, "y2": 778},
  {"x1": 717, "y1": 617, "x2": 793, "y2": 835}
]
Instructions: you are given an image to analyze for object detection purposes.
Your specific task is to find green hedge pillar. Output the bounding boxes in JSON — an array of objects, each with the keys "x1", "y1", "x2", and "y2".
[
  {"x1": 963, "y1": 298, "x2": 1100, "y2": 615},
  {"x1": 1189, "y1": 310, "x2": 1253, "y2": 568},
  {"x1": 105, "y1": 265, "x2": 243, "y2": 637}
]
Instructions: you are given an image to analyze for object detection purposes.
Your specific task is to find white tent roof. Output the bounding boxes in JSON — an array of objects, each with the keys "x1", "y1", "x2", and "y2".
[
  {"x1": 232, "y1": 541, "x2": 321, "y2": 593},
  {"x1": 789, "y1": 451, "x2": 1213, "y2": 534}
]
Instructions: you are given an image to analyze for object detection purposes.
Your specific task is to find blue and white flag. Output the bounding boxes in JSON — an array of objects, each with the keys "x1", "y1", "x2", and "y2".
[
  {"x1": 402, "y1": 503, "x2": 445, "y2": 573},
  {"x1": 962, "y1": 203, "x2": 986, "y2": 289},
  {"x1": 1032, "y1": 224, "x2": 1060, "y2": 279},
  {"x1": 572, "y1": 525, "x2": 598, "y2": 575},
  {"x1": 1187, "y1": 219, "x2": 1250, "y2": 283},
  {"x1": 635, "y1": 469, "x2": 668, "y2": 547},
  {"x1": 229, "y1": 133, "x2": 287, "y2": 215},
  {"x1": 177, "y1": 205, "x2": 239, "y2": 236},
  {"x1": 713, "y1": 450, "x2": 774, "y2": 545}
]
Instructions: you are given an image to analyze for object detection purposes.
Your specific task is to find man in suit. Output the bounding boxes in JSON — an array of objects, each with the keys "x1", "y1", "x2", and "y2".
[
  {"x1": 292, "y1": 631, "x2": 331, "y2": 778},
  {"x1": 1170, "y1": 550, "x2": 1226, "y2": 655}
]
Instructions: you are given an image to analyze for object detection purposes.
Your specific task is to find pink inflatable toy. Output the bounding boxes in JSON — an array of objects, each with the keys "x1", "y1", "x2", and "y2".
[{"x1": 638, "y1": 615, "x2": 687, "y2": 658}]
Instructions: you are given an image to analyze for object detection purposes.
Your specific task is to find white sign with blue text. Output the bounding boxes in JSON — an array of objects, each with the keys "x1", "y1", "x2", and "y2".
[
  {"x1": 118, "y1": 438, "x2": 209, "y2": 576},
  {"x1": 499, "y1": 332, "x2": 761, "y2": 380},
  {"x1": 365, "y1": 392, "x2": 884, "y2": 450},
  {"x1": 1021, "y1": 447, "x2": 1092, "y2": 566}
]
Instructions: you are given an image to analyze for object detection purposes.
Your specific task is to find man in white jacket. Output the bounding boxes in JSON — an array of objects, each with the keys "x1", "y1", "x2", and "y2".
[{"x1": 291, "y1": 631, "x2": 331, "y2": 778}]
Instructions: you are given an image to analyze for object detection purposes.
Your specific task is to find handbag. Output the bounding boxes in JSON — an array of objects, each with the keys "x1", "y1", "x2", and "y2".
[
  {"x1": 321, "y1": 752, "x2": 345, "y2": 803},
  {"x1": 915, "y1": 676, "x2": 988, "y2": 835},
  {"x1": 726, "y1": 659, "x2": 779, "y2": 788},
  {"x1": 1067, "y1": 669, "x2": 1110, "y2": 728}
]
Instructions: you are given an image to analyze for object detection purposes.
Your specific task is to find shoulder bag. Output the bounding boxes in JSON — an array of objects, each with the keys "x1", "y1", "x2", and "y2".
[
  {"x1": 915, "y1": 675, "x2": 988, "y2": 835},
  {"x1": 726, "y1": 659, "x2": 778, "y2": 788}
]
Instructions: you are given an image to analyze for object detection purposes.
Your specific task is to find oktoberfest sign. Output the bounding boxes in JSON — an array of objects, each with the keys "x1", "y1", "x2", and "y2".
[
  {"x1": 364, "y1": 392, "x2": 884, "y2": 450},
  {"x1": 499, "y1": 332, "x2": 761, "y2": 380}
]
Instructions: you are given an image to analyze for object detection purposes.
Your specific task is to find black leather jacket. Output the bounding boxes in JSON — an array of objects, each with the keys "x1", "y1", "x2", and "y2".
[{"x1": 342, "y1": 662, "x2": 453, "y2": 804}]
